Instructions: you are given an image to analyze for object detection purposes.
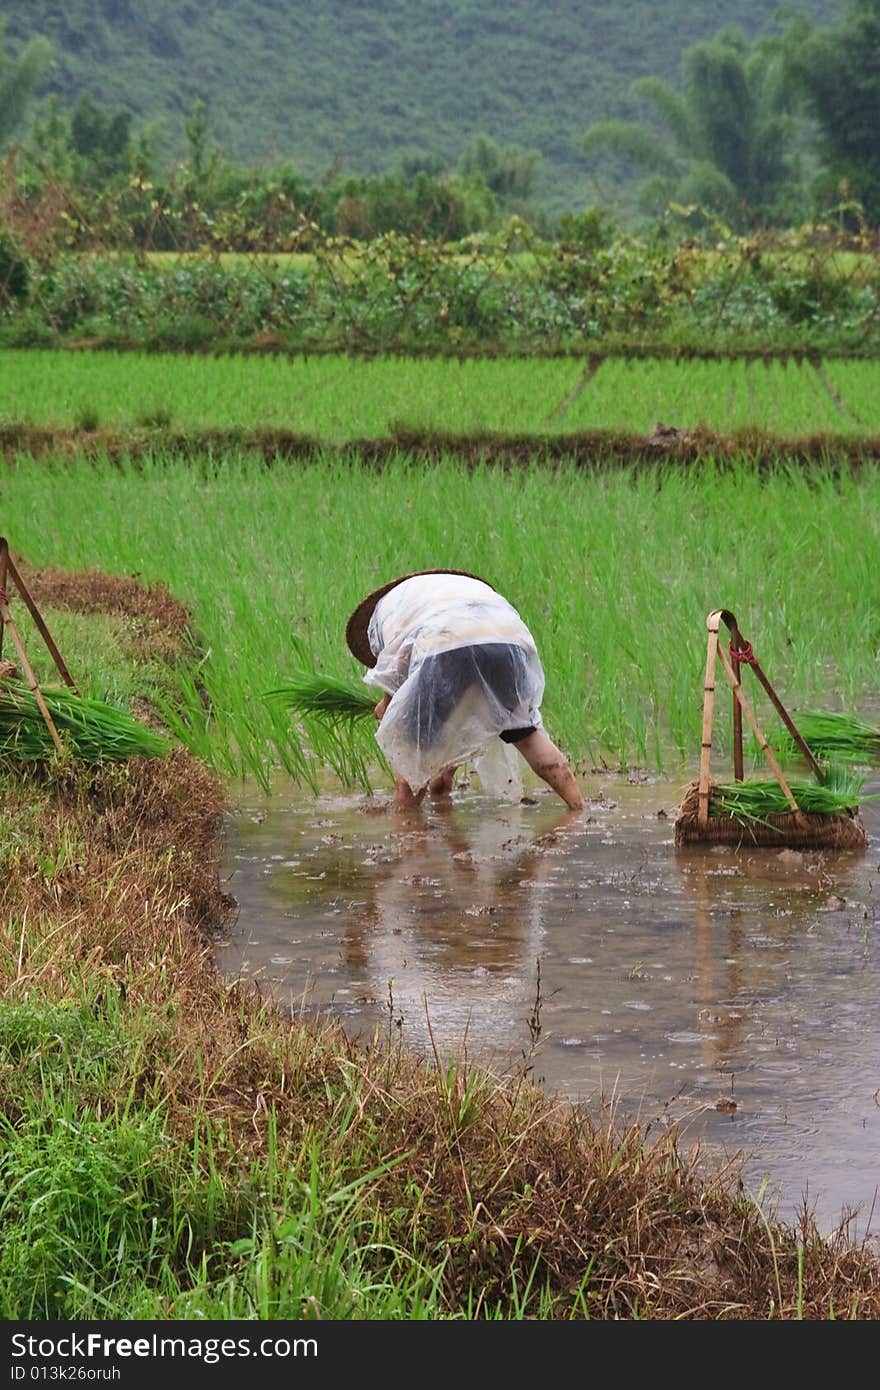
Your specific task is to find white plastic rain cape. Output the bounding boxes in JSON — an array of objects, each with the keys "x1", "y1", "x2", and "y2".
[{"x1": 363, "y1": 574, "x2": 544, "y2": 793}]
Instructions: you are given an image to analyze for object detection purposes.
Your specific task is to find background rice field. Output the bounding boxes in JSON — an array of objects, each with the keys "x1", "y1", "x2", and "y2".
[
  {"x1": 3, "y1": 351, "x2": 880, "y2": 438},
  {"x1": 1, "y1": 450, "x2": 878, "y2": 788}
]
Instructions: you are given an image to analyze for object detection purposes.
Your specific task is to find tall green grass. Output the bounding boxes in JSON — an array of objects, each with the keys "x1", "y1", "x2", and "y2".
[
  {"x1": 3, "y1": 351, "x2": 880, "y2": 438},
  {"x1": 560, "y1": 357, "x2": 869, "y2": 436},
  {"x1": 0, "y1": 994, "x2": 452, "y2": 1319},
  {"x1": 0, "y1": 351, "x2": 582, "y2": 438},
  {"x1": 1, "y1": 450, "x2": 878, "y2": 787}
]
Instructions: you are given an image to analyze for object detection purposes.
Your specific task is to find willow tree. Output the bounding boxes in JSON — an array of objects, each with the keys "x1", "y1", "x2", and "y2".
[
  {"x1": 0, "y1": 22, "x2": 52, "y2": 150},
  {"x1": 582, "y1": 26, "x2": 805, "y2": 228}
]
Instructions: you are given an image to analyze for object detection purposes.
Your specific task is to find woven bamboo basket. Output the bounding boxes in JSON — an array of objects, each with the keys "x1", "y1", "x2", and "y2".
[
  {"x1": 673, "y1": 778, "x2": 867, "y2": 850},
  {"x1": 673, "y1": 608, "x2": 870, "y2": 853}
]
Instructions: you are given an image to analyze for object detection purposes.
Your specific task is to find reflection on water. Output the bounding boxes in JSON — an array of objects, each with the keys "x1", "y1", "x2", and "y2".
[{"x1": 217, "y1": 768, "x2": 880, "y2": 1240}]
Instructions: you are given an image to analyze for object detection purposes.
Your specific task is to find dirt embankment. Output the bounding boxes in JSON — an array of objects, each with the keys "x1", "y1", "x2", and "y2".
[
  {"x1": 3, "y1": 422, "x2": 880, "y2": 470},
  {"x1": 13, "y1": 558, "x2": 196, "y2": 666},
  {"x1": 1, "y1": 558, "x2": 231, "y2": 1000}
]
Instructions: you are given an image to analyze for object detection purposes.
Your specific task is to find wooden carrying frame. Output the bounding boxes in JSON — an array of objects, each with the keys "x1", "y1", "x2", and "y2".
[
  {"x1": 698, "y1": 608, "x2": 820, "y2": 830},
  {"x1": 0, "y1": 536, "x2": 79, "y2": 755},
  {"x1": 674, "y1": 608, "x2": 867, "y2": 850}
]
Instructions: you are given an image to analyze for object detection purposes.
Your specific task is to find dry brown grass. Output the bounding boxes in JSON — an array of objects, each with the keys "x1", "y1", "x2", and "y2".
[
  {"x1": 2, "y1": 422, "x2": 880, "y2": 472},
  {"x1": 12, "y1": 557, "x2": 196, "y2": 665}
]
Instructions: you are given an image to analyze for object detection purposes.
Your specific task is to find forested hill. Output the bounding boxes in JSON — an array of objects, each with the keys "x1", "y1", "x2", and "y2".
[{"x1": 3, "y1": 0, "x2": 838, "y2": 208}]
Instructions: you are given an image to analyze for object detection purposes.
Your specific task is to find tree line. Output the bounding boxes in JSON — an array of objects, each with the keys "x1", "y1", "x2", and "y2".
[{"x1": 1, "y1": 1, "x2": 879, "y2": 247}]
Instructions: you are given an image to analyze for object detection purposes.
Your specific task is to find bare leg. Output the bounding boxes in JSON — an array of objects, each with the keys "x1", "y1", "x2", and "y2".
[
  {"x1": 514, "y1": 730, "x2": 584, "y2": 811},
  {"x1": 373, "y1": 694, "x2": 420, "y2": 809},
  {"x1": 393, "y1": 775, "x2": 425, "y2": 810},
  {"x1": 428, "y1": 766, "x2": 457, "y2": 798},
  {"x1": 375, "y1": 694, "x2": 454, "y2": 806}
]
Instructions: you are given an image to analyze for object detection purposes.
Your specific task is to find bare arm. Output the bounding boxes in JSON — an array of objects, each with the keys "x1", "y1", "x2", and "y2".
[{"x1": 514, "y1": 729, "x2": 584, "y2": 811}]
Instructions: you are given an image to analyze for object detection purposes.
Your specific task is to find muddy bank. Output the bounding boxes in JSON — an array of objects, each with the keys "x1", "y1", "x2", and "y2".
[
  {"x1": 3, "y1": 421, "x2": 880, "y2": 470},
  {"x1": 9, "y1": 554, "x2": 197, "y2": 666},
  {"x1": 6, "y1": 750, "x2": 880, "y2": 1318}
]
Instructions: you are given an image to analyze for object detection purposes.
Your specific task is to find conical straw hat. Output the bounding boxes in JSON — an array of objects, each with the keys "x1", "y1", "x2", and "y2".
[{"x1": 345, "y1": 569, "x2": 492, "y2": 667}]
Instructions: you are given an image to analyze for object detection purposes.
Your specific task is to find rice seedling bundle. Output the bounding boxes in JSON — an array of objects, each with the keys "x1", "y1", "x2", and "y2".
[
  {"x1": 710, "y1": 766, "x2": 869, "y2": 820},
  {"x1": 0, "y1": 681, "x2": 167, "y2": 764},
  {"x1": 263, "y1": 671, "x2": 377, "y2": 723},
  {"x1": 777, "y1": 710, "x2": 880, "y2": 763},
  {"x1": 262, "y1": 670, "x2": 384, "y2": 789},
  {"x1": 674, "y1": 764, "x2": 871, "y2": 850}
]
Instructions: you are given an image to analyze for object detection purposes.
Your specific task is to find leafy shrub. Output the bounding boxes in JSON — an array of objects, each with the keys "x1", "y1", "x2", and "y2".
[
  {"x1": 1, "y1": 226, "x2": 879, "y2": 353},
  {"x1": 0, "y1": 226, "x2": 29, "y2": 303}
]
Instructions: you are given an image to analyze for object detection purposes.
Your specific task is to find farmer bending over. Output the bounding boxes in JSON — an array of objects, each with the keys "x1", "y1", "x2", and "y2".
[{"x1": 345, "y1": 569, "x2": 584, "y2": 811}]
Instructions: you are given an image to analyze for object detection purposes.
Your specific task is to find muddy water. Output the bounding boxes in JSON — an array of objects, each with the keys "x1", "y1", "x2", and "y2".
[{"x1": 217, "y1": 769, "x2": 880, "y2": 1239}]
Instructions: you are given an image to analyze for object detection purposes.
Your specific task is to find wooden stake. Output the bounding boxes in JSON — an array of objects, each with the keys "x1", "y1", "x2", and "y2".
[
  {"x1": 4, "y1": 552, "x2": 78, "y2": 692},
  {"x1": 698, "y1": 612, "x2": 721, "y2": 827},
  {"x1": 0, "y1": 591, "x2": 65, "y2": 755},
  {"x1": 715, "y1": 639, "x2": 808, "y2": 828}
]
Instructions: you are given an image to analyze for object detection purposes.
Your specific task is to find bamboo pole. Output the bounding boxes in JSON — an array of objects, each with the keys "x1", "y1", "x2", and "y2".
[
  {"x1": 744, "y1": 656, "x2": 823, "y2": 778},
  {"x1": 698, "y1": 612, "x2": 721, "y2": 827},
  {"x1": 5, "y1": 552, "x2": 78, "y2": 692},
  {"x1": 713, "y1": 606, "x2": 821, "y2": 779},
  {"x1": 0, "y1": 537, "x2": 8, "y2": 661},
  {"x1": 0, "y1": 590, "x2": 65, "y2": 755},
  {"x1": 729, "y1": 621, "x2": 746, "y2": 783},
  {"x1": 715, "y1": 639, "x2": 808, "y2": 828}
]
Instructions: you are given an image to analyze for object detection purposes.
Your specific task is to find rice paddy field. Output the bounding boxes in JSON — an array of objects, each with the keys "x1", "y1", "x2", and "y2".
[
  {"x1": 3, "y1": 349, "x2": 880, "y2": 438},
  {"x1": 2, "y1": 449, "x2": 879, "y2": 788},
  {"x1": 4, "y1": 344, "x2": 880, "y2": 1319},
  {"x1": 3, "y1": 345, "x2": 879, "y2": 794}
]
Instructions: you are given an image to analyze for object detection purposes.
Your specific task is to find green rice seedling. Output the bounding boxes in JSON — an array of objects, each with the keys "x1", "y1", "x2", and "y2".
[
  {"x1": 263, "y1": 670, "x2": 377, "y2": 722},
  {"x1": 2, "y1": 449, "x2": 880, "y2": 785},
  {"x1": 263, "y1": 670, "x2": 385, "y2": 790},
  {"x1": 0, "y1": 682, "x2": 167, "y2": 764},
  {"x1": 73, "y1": 406, "x2": 100, "y2": 433},
  {"x1": 135, "y1": 404, "x2": 174, "y2": 430},
  {"x1": 0, "y1": 350, "x2": 581, "y2": 438},
  {"x1": 709, "y1": 765, "x2": 872, "y2": 826},
  {"x1": 820, "y1": 360, "x2": 880, "y2": 432},
  {"x1": 777, "y1": 710, "x2": 880, "y2": 764},
  {"x1": 4, "y1": 349, "x2": 873, "y2": 443}
]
